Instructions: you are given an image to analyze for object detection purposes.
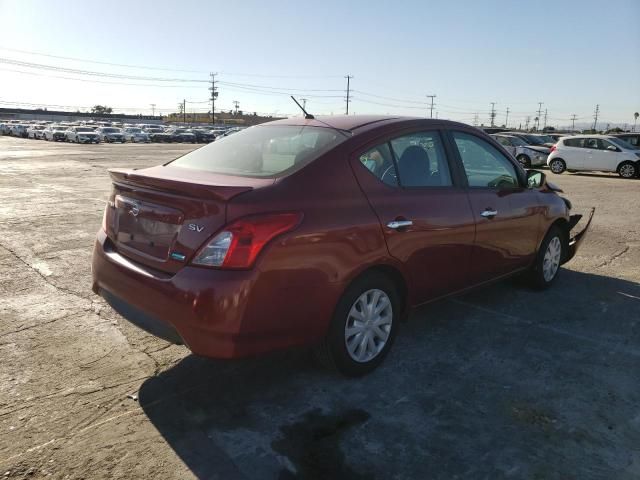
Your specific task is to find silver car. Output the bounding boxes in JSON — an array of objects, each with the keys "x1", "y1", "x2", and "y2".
[{"x1": 491, "y1": 134, "x2": 549, "y2": 168}]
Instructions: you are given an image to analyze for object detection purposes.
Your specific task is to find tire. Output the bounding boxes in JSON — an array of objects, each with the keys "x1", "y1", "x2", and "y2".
[
  {"x1": 516, "y1": 154, "x2": 531, "y2": 168},
  {"x1": 617, "y1": 161, "x2": 638, "y2": 179},
  {"x1": 528, "y1": 225, "x2": 565, "y2": 290},
  {"x1": 549, "y1": 158, "x2": 566, "y2": 174},
  {"x1": 313, "y1": 272, "x2": 401, "y2": 376}
]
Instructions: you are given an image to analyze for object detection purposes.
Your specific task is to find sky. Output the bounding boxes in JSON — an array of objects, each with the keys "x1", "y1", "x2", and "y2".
[{"x1": 0, "y1": 0, "x2": 639, "y2": 129}]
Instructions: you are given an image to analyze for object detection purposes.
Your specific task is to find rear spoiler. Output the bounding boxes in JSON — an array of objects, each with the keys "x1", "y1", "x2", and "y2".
[{"x1": 108, "y1": 168, "x2": 255, "y2": 201}]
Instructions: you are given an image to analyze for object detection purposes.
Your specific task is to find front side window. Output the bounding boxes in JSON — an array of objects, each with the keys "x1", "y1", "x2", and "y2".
[
  {"x1": 170, "y1": 125, "x2": 348, "y2": 178},
  {"x1": 389, "y1": 131, "x2": 452, "y2": 187},
  {"x1": 452, "y1": 131, "x2": 520, "y2": 189}
]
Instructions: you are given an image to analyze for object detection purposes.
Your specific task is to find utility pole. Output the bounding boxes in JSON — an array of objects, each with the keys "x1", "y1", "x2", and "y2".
[
  {"x1": 344, "y1": 75, "x2": 353, "y2": 115},
  {"x1": 536, "y1": 102, "x2": 543, "y2": 131},
  {"x1": 593, "y1": 104, "x2": 600, "y2": 131},
  {"x1": 505, "y1": 107, "x2": 510, "y2": 128},
  {"x1": 525, "y1": 116, "x2": 531, "y2": 130},
  {"x1": 300, "y1": 98, "x2": 308, "y2": 109},
  {"x1": 209, "y1": 73, "x2": 218, "y2": 125},
  {"x1": 490, "y1": 102, "x2": 497, "y2": 127},
  {"x1": 183, "y1": 99, "x2": 186, "y2": 124},
  {"x1": 233, "y1": 100, "x2": 240, "y2": 115},
  {"x1": 150, "y1": 103, "x2": 156, "y2": 117},
  {"x1": 473, "y1": 113, "x2": 479, "y2": 126},
  {"x1": 543, "y1": 108, "x2": 548, "y2": 130},
  {"x1": 426, "y1": 95, "x2": 436, "y2": 118},
  {"x1": 570, "y1": 114, "x2": 577, "y2": 131}
]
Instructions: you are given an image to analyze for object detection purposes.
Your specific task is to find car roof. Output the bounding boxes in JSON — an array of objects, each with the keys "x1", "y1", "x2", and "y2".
[{"x1": 263, "y1": 115, "x2": 472, "y2": 133}]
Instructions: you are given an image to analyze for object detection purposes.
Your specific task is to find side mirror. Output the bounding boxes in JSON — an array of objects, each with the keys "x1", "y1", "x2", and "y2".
[
  {"x1": 526, "y1": 169, "x2": 546, "y2": 189},
  {"x1": 606, "y1": 145, "x2": 619, "y2": 152}
]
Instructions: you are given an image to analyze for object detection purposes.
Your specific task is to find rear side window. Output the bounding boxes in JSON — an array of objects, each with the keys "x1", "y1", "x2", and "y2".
[
  {"x1": 170, "y1": 125, "x2": 348, "y2": 178},
  {"x1": 452, "y1": 131, "x2": 519, "y2": 189},
  {"x1": 563, "y1": 138, "x2": 585, "y2": 148},
  {"x1": 359, "y1": 143, "x2": 398, "y2": 187},
  {"x1": 389, "y1": 131, "x2": 452, "y2": 187}
]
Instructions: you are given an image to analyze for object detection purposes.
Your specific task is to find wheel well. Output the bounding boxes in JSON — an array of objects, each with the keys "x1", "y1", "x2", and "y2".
[
  {"x1": 352, "y1": 265, "x2": 409, "y2": 317},
  {"x1": 617, "y1": 160, "x2": 638, "y2": 172}
]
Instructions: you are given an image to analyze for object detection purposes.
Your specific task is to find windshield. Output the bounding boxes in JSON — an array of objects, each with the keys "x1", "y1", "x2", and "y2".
[
  {"x1": 609, "y1": 137, "x2": 638, "y2": 150},
  {"x1": 127, "y1": 128, "x2": 142, "y2": 133},
  {"x1": 523, "y1": 135, "x2": 545, "y2": 145},
  {"x1": 102, "y1": 128, "x2": 120, "y2": 133},
  {"x1": 170, "y1": 124, "x2": 349, "y2": 178},
  {"x1": 506, "y1": 136, "x2": 527, "y2": 147},
  {"x1": 76, "y1": 127, "x2": 94, "y2": 132}
]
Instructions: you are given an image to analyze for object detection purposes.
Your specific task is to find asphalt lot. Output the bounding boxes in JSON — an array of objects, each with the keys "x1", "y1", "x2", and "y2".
[{"x1": 1, "y1": 135, "x2": 639, "y2": 480}]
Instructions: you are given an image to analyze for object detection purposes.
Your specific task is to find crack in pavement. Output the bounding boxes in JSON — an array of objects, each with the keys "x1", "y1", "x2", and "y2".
[{"x1": 595, "y1": 245, "x2": 630, "y2": 268}]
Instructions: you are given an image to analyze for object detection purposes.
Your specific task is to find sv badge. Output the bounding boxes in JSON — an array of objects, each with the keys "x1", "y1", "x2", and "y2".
[{"x1": 188, "y1": 223, "x2": 205, "y2": 233}]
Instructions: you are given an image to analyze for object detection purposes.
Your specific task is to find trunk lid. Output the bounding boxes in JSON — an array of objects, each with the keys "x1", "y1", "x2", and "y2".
[{"x1": 105, "y1": 165, "x2": 273, "y2": 273}]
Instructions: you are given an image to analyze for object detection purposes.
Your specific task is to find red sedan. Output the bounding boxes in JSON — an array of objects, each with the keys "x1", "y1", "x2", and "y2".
[{"x1": 91, "y1": 116, "x2": 592, "y2": 376}]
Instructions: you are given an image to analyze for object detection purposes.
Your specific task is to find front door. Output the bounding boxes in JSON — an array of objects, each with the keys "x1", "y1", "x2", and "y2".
[
  {"x1": 449, "y1": 131, "x2": 541, "y2": 284},
  {"x1": 351, "y1": 130, "x2": 476, "y2": 304}
]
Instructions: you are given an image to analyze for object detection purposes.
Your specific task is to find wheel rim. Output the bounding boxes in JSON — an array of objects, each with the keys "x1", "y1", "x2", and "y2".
[
  {"x1": 344, "y1": 289, "x2": 393, "y2": 363},
  {"x1": 551, "y1": 160, "x2": 563, "y2": 173},
  {"x1": 620, "y1": 164, "x2": 635, "y2": 178},
  {"x1": 543, "y1": 236, "x2": 562, "y2": 282}
]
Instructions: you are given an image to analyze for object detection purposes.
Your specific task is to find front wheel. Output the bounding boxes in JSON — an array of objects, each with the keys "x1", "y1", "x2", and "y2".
[
  {"x1": 618, "y1": 161, "x2": 638, "y2": 179},
  {"x1": 313, "y1": 272, "x2": 400, "y2": 376},
  {"x1": 528, "y1": 226, "x2": 564, "y2": 289},
  {"x1": 549, "y1": 158, "x2": 566, "y2": 174}
]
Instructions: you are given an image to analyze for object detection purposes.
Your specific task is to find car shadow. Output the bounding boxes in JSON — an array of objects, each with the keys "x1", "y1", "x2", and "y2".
[{"x1": 139, "y1": 269, "x2": 640, "y2": 480}]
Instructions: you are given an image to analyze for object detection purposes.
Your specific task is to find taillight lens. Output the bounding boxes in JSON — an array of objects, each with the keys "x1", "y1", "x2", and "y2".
[
  {"x1": 192, "y1": 212, "x2": 302, "y2": 269},
  {"x1": 101, "y1": 204, "x2": 109, "y2": 232},
  {"x1": 550, "y1": 145, "x2": 557, "y2": 153}
]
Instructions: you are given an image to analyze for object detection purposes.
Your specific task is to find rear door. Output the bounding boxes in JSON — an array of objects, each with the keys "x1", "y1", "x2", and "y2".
[
  {"x1": 448, "y1": 130, "x2": 541, "y2": 284},
  {"x1": 350, "y1": 129, "x2": 475, "y2": 303},
  {"x1": 561, "y1": 138, "x2": 587, "y2": 168}
]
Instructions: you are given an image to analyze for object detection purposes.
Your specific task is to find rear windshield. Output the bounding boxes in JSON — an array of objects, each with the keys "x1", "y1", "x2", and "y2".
[{"x1": 170, "y1": 124, "x2": 349, "y2": 177}]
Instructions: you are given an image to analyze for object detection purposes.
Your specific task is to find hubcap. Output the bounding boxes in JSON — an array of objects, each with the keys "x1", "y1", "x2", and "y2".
[
  {"x1": 543, "y1": 236, "x2": 562, "y2": 282},
  {"x1": 551, "y1": 160, "x2": 563, "y2": 173},
  {"x1": 344, "y1": 289, "x2": 393, "y2": 363},
  {"x1": 620, "y1": 164, "x2": 635, "y2": 178}
]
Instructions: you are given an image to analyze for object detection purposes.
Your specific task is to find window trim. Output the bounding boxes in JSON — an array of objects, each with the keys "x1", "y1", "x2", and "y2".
[
  {"x1": 353, "y1": 128, "x2": 461, "y2": 190},
  {"x1": 445, "y1": 129, "x2": 526, "y2": 190}
]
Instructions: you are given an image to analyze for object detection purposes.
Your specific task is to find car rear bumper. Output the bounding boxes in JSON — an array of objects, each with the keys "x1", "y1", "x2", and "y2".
[{"x1": 91, "y1": 230, "x2": 341, "y2": 358}]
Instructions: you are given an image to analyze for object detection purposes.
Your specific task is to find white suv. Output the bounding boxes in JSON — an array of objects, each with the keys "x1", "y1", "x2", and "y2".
[{"x1": 547, "y1": 135, "x2": 640, "y2": 179}]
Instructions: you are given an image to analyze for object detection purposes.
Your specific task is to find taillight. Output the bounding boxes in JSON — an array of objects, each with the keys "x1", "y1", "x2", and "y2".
[
  {"x1": 101, "y1": 204, "x2": 108, "y2": 232},
  {"x1": 191, "y1": 212, "x2": 302, "y2": 269},
  {"x1": 550, "y1": 145, "x2": 557, "y2": 153}
]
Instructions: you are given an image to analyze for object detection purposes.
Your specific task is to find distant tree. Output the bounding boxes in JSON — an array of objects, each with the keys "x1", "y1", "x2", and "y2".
[
  {"x1": 606, "y1": 127, "x2": 624, "y2": 133},
  {"x1": 91, "y1": 105, "x2": 112, "y2": 115},
  {"x1": 634, "y1": 112, "x2": 639, "y2": 132}
]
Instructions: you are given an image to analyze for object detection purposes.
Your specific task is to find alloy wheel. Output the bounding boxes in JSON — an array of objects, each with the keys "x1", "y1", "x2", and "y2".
[
  {"x1": 550, "y1": 160, "x2": 564, "y2": 173},
  {"x1": 620, "y1": 164, "x2": 636, "y2": 178},
  {"x1": 344, "y1": 289, "x2": 393, "y2": 363},
  {"x1": 543, "y1": 236, "x2": 562, "y2": 282}
]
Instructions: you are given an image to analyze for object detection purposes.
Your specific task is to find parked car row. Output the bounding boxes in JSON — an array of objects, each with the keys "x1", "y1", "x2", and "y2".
[
  {"x1": 489, "y1": 130, "x2": 640, "y2": 178},
  {"x1": 0, "y1": 120, "x2": 245, "y2": 144}
]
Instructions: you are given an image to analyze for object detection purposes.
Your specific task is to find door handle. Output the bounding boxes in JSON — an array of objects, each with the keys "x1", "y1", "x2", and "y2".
[
  {"x1": 480, "y1": 209, "x2": 498, "y2": 218},
  {"x1": 387, "y1": 220, "x2": 413, "y2": 229}
]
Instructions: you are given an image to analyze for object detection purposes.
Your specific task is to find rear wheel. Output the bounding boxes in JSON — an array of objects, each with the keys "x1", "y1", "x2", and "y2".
[
  {"x1": 549, "y1": 158, "x2": 566, "y2": 174},
  {"x1": 516, "y1": 154, "x2": 531, "y2": 168},
  {"x1": 618, "y1": 161, "x2": 638, "y2": 179},
  {"x1": 528, "y1": 225, "x2": 564, "y2": 289},
  {"x1": 313, "y1": 272, "x2": 400, "y2": 376}
]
